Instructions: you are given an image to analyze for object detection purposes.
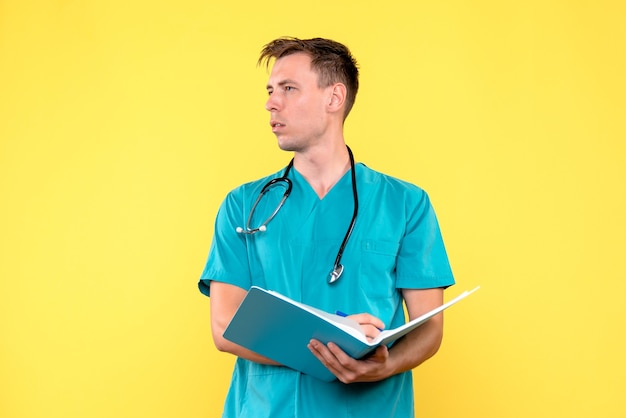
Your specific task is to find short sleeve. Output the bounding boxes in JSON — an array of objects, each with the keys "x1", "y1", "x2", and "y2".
[
  {"x1": 198, "y1": 190, "x2": 253, "y2": 297},
  {"x1": 395, "y1": 189, "x2": 455, "y2": 289}
]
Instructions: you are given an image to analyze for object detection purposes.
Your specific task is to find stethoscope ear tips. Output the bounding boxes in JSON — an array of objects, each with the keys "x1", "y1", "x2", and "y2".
[
  {"x1": 259, "y1": 225, "x2": 267, "y2": 232},
  {"x1": 235, "y1": 227, "x2": 244, "y2": 234}
]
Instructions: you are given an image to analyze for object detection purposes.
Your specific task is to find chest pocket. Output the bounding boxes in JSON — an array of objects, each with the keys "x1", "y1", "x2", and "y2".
[{"x1": 358, "y1": 239, "x2": 400, "y2": 299}]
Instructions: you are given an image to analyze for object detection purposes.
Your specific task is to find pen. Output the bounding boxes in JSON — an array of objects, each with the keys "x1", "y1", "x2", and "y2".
[{"x1": 335, "y1": 310, "x2": 383, "y2": 331}]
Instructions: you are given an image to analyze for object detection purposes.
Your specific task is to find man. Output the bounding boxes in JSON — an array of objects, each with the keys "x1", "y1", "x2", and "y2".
[{"x1": 199, "y1": 37, "x2": 455, "y2": 417}]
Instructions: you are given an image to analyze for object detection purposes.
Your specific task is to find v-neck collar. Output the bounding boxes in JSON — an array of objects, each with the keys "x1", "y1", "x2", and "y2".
[{"x1": 289, "y1": 163, "x2": 359, "y2": 202}]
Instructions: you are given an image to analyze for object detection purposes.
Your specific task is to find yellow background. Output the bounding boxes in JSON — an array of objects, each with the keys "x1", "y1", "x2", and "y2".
[{"x1": 1, "y1": 1, "x2": 624, "y2": 417}]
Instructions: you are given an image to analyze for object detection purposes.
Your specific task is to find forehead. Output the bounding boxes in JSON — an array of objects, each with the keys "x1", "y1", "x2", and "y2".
[{"x1": 267, "y1": 52, "x2": 318, "y2": 85}]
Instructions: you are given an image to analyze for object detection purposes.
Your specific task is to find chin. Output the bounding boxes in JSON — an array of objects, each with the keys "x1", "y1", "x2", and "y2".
[{"x1": 276, "y1": 139, "x2": 298, "y2": 152}]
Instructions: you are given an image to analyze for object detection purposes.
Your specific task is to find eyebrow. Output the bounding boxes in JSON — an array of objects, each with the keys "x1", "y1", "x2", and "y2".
[{"x1": 266, "y1": 79, "x2": 299, "y2": 90}]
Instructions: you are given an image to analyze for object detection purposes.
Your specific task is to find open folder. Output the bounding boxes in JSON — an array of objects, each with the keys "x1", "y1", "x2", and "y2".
[{"x1": 223, "y1": 286, "x2": 479, "y2": 382}]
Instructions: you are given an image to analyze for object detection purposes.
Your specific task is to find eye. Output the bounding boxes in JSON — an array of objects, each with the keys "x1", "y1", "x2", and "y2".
[{"x1": 284, "y1": 86, "x2": 294, "y2": 92}]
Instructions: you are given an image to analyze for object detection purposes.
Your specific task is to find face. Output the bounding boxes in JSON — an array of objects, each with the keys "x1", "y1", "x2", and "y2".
[{"x1": 265, "y1": 53, "x2": 332, "y2": 152}]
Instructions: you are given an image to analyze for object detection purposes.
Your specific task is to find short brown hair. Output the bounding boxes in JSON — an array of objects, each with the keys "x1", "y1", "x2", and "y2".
[{"x1": 258, "y1": 37, "x2": 360, "y2": 118}]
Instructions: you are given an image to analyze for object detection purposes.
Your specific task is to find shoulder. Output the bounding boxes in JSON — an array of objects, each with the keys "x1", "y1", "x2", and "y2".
[
  {"x1": 358, "y1": 163, "x2": 429, "y2": 202},
  {"x1": 214, "y1": 168, "x2": 286, "y2": 220},
  {"x1": 225, "y1": 168, "x2": 285, "y2": 200}
]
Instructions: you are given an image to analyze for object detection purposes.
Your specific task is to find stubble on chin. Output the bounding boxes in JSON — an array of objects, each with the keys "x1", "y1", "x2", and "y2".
[{"x1": 276, "y1": 137, "x2": 301, "y2": 153}]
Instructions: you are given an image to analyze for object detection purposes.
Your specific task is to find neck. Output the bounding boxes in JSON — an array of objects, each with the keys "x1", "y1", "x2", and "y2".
[{"x1": 292, "y1": 143, "x2": 352, "y2": 199}]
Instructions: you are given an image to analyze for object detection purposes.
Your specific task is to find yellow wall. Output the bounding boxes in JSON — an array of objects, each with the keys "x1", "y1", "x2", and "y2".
[{"x1": 1, "y1": 1, "x2": 624, "y2": 417}]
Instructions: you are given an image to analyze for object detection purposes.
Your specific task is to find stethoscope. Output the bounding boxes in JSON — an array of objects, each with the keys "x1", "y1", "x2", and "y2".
[{"x1": 236, "y1": 146, "x2": 358, "y2": 284}]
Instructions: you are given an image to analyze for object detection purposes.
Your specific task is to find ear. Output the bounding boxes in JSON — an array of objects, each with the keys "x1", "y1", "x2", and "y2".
[{"x1": 327, "y1": 83, "x2": 347, "y2": 114}]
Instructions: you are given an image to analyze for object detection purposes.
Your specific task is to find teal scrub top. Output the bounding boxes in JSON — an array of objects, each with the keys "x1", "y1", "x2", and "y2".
[{"x1": 199, "y1": 163, "x2": 455, "y2": 418}]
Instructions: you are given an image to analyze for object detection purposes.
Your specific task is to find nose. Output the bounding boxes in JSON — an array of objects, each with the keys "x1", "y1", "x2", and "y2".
[{"x1": 265, "y1": 93, "x2": 280, "y2": 112}]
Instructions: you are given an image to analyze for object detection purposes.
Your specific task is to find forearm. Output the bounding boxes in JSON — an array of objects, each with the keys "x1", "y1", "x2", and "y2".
[
  {"x1": 385, "y1": 313, "x2": 444, "y2": 376},
  {"x1": 212, "y1": 333, "x2": 280, "y2": 365},
  {"x1": 209, "y1": 281, "x2": 280, "y2": 365}
]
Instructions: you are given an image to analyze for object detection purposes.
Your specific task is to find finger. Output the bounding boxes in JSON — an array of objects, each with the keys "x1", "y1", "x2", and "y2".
[
  {"x1": 326, "y1": 343, "x2": 393, "y2": 384},
  {"x1": 326, "y1": 342, "x2": 358, "y2": 365},
  {"x1": 309, "y1": 340, "x2": 357, "y2": 375},
  {"x1": 308, "y1": 340, "x2": 351, "y2": 381},
  {"x1": 361, "y1": 324, "x2": 382, "y2": 341},
  {"x1": 348, "y1": 313, "x2": 385, "y2": 331},
  {"x1": 308, "y1": 339, "x2": 340, "y2": 367},
  {"x1": 324, "y1": 343, "x2": 363, "y2": 381},
  {"x1": 366, "y1": 345, "x2": 389, "y2": 362},
  {"x1": 310, "y1": 341, "x2": 390, "y2": 384}
]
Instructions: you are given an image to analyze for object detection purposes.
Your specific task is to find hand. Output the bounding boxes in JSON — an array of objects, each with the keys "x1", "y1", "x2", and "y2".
[
  {"x1": 307, "y1": 340, "x2": 391, "y2": 384},
  {"x1": 344, "y1": 312, "x2": 385, "y2": 341},
  {"x1": 307, "y1": 311, "x2": 389, "y2": 383}
]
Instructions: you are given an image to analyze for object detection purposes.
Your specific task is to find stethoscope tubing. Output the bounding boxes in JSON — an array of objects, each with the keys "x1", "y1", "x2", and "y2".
[
  {"x1": 240, "y1": 176, "x2": 293, "y2": 234},
  {"x1": 328, "y1": 147, "x2": 358, "y2": 283},
  {"x1": 236, "y1": 146, "x2": 358, "y2": 284}
]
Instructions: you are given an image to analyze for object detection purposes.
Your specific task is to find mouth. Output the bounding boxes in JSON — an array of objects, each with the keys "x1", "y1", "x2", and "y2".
[{"x1": 270, "y1": 121, "x2": 285, "y2": 132}]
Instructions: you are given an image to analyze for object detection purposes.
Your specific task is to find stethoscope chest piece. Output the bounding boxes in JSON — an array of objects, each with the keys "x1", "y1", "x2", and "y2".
[{"x1": 328, "y1": 264, "x2": 344, "y2": 284}]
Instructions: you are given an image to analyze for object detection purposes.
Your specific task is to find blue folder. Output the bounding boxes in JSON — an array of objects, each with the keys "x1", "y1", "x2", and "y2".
[{"x1": 223, "y1": 286, "x2": 479, "y2": 382}]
